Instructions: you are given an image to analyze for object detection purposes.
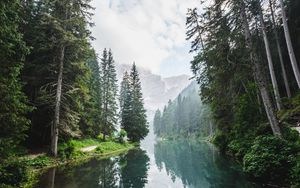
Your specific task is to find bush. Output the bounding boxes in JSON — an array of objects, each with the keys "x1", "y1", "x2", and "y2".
[
  {"x1": 243, "y1": 136, "x2": 297, "y2": 183},
  {"x1": 118, "y1": 129, "x2": 127, "y2": 143},
  {"x1": 291, "y1": 155, "x2": 300, "y2": 187},
  {"x1": 0, "y1": 160, "x2": 30, "y2": 187},
  {"x1": 97, "y1": 133, "x2": 104, "y2": 140},
  {"x1": 212, "y1": 131, "x2": 228, "y2": 152},
  {"x1": 25, "y1": 155, "x2": 52, "y2": 168},
  {"x1": 228, "y1": 139, "x2": 251, "y2": 159},
  {"x1": 58, "y1": 140, "x2": 76, "y2": 160}
]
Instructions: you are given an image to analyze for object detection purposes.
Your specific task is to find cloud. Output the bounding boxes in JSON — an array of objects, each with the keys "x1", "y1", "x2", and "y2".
[{"x1": 90, "y1": 0, "x2": 199, "y2": 76}]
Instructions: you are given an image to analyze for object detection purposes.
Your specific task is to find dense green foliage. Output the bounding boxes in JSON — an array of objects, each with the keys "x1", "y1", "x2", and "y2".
[
  {"x1": 120, "y1": 64, "x2": 149, "y2": 142},
  {"x1": 0, "y1": 0, "x2": 32, "y2": 159},
  {"x1": 153, "y1": 81, "x2": 212, "y2": 138},
  {"x1": 100, "y1": 49, "x2": 118, "y2": 140},
  {"x1": 0, "y1": 0, "x2": 148, "y2": 186},
  {"x1": 186, "y1": 0, "x2": 300, "y2": 185}
]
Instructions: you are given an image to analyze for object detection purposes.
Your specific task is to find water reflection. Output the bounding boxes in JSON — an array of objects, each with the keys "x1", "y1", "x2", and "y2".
[
  {"x1": 154, "y1": 140, "x2": 259, "y2": 188},
  {"x1": 120, "y1": 149, "x2": 150, "y2": 188},
  {"x1": 36, "y1": 141, "x2": 263, "y2": 188},
  {"x1": 36, "y1": 149, "x2": 149, "y2": 188}
]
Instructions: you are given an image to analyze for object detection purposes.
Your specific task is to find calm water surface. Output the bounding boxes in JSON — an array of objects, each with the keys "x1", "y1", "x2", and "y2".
[{"x1": 36, "y1": 131, "x2": 266, "y2": 188}]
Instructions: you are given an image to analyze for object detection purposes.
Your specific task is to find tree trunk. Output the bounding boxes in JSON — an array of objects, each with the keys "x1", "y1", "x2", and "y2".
[
  {"x1": 258, "y1": 2, "x2": 282, "y2": 110},
  {"x1": 239, "y1": 0, "x2": 282, "y2": 137},
  {"x1": 278, "y1": 0, "x2": 300, "y2": 88},
  {"x1": 269, "y1": 0, "x2": 291, "y2": 98},
  {"x1": 51, "y1": 45, "x2": 65, "y2": 157}
]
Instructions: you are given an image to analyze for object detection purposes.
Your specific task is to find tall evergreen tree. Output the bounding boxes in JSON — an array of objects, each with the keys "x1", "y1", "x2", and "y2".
[
  {"x1": 100, "y1": 49, "x2": 118, "y2": 140},
  {"x1": 120, "y1": 63, "x2": 148, "y2": 142},
  {"x1": 80, "y1": 53, "x2": 102, "y2": 137},
  {"x1": 153, "y1": 110, "x2": 162, "y2": 136},
  {"x1": 0, "y1": 0, "x2": 32, "y2": 159},
  {"x1": 20, "y1": 0, "x2": 94, "y2": 156},
  {"x1": 119, "y1": 71, "x2": 132, "y2": 130},
  {"x1": 128, "y1": 63, "x2": 149, "y2": 142}
]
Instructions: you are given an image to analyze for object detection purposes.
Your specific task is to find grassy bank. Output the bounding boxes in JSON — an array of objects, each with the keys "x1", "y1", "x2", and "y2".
[{"x1": 0, "y1": 139, "x2": 136, "y2": 188}]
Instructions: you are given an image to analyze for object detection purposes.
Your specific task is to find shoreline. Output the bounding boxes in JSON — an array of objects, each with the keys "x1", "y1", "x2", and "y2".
[{"x1": 22, "y1": 142, "x2": 137, "y2": 188}]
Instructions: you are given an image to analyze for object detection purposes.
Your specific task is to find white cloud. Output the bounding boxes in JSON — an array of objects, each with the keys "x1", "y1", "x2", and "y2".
[{"x1": 90, "y1": 0, "x2": 200, "y2": 76}]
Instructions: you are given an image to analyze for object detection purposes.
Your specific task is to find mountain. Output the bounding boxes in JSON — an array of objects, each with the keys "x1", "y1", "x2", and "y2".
[{"x1": 116, "y1": 64, "x2": 191, "y2": 119}]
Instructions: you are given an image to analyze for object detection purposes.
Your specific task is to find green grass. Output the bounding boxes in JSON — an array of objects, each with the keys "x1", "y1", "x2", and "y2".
[
  {"x1": 94, "y1": 141, "x2": 132, "y2": 153},
  {"x1": 70, "y1": 138, "x2": 101, "y2": 149}
]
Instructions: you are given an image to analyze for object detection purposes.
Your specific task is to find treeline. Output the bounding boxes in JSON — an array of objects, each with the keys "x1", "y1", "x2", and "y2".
[
  {"x1": 0, "y1": 0, "x2": 148, "y2": 162},
  {"x1": 186, "y1": 0, "x2": 300, "y2": 185},
  {"x1": 153, "y1": 82, "x2": 212, "y2": 138}
]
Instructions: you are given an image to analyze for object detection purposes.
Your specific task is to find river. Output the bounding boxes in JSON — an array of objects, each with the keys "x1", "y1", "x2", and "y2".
[{"x1": 35, "y1": 129, "x2": 266, "y2": 188}]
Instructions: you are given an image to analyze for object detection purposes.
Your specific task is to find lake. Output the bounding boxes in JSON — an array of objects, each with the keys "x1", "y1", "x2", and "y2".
[{"x1": 35, "y1": 133, "x2": 266, "y2": 188}]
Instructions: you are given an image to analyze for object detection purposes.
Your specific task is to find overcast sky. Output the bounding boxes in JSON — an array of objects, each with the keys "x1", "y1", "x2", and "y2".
[{"x1": 90, "y1": 0, "x2": 200, "y2": 77}]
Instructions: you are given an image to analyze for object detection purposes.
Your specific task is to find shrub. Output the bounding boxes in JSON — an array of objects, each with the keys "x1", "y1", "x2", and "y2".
[
  {"x1": 228, "y1": 139, "x2": 251, "y2": 159},
  {"x1": 25, "y1": 155, "x2": 52, "y2": 168},
  {"x1": 0, "y1": 160, "x2": 30, "y2": 187},
  {"x1": 212, "y1": 131, "x2": 228, "y2": 152},
  {"x1": 58, "y1": 140, "x2": 76, "y2": 160},
  {"x1": 291, "y1": 155, "x2": 300, "y2": 187},
  {"x1": 118, "y1": 129, "x2": 127, "y2": 143},
  {"x1": 97, "y1": 133, "x2": 104, "y2": 140},
  {"x1": 243, "y1": 136, "x2": 296, "y2": 183}
]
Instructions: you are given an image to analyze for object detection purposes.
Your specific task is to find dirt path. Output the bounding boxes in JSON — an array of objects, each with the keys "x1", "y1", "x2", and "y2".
[{"x1": 80, "y1": 145, "x2": 97, "y2": 152}]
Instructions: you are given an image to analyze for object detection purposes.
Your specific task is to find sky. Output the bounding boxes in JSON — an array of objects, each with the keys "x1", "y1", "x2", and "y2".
[{"x1": 90, "y1": 0, "x2": 200, "y2": 77}]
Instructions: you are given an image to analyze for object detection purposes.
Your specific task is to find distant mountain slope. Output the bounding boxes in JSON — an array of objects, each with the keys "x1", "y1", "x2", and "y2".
[{"x1": 116, "y1": 64, "x2": 191, "y2": 119}]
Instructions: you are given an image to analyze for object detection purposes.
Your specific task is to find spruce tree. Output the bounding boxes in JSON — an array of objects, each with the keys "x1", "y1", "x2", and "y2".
[
  {"x1": 120, "y1": 71, "x2": 132, "y2": 130},
  {"x1": 21, "y1": 0, "x2": 94, "y2": 156},
  {"x1": 120, "y1": 63, "x2": 148, "y2": 142},
  {"x1": 0, "y1": 0, "x2": 32, "y2": 159},
  {"x1": 128, "y1": 63, "x2": 149, "y2": 142},
  {"x1": 80, "y1": 54, "x2": 102, "y2": 138},
  {"x1": 100, "y1": 49, "x2": 118, "y2": 140},
  {"x1": 153, "y1": 110, "x2": 162, "y2": 136}
]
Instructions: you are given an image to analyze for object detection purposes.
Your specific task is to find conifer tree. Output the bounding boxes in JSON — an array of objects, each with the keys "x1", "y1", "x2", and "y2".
[
  {"x1": 153, "y1": 110, "x2": 162, "y2": 136},
  {"x1": 100, "y1": 49, "x2": 118, "y2": 140},
  {"x1": 120, "y1": 71, "x2": 132, "y2": 130},
  {"x1": 80, "y1": 54, "x2": 102, "y2": 137},
  {"x1": 128, "y1": 63, "x2": 149, "y2": 142},
  {"x1": 20, "y1": 0, "x2": 94, "y2": 156},
  {"x1": 120, "y1": 63, "x2": 148, "y2": 142},
  {"x1": 0, "y1": 0, "x2": 32, "y2": 158}
]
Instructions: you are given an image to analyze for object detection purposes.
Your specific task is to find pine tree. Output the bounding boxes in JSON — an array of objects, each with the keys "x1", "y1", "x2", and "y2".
[
  {"x1": 80, "y1": 53, "x2": 102, "y2": 137},
  {"x1": 120, "y1": 71, "x2": 132, "y2": 130},
  {"x1": 120, "y1": 63, "x2": 148, "y2": 142},
  {"x1": 129, "y1": 63, "x2": 149, "y2": 142},
  {"x1": 21, "y1": 0, "x2": 94, "y2": 156},
  {"x1": 100, "y1": 49, "x2": 118, "y2": 140},
  {"x1": 0, "y1": 0, "x2": 32, "y2": 159},
  {"x1": 153, "y1": 110, "x2": 162, "y2": 136}
]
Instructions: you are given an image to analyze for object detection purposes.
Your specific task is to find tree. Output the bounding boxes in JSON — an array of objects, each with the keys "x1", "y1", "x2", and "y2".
[
  {"x1": 278, "y1": 0, "x2": 300, "y2": 88},
  {"x1": 0, "y1": 0, "x2": 32, "y2": 159},
  {"x1": 257, "y1": 1, "x2": 282, "y2": 110},
  {"x1": 153, "y1": 110, "x2": 162, "y2": 136},
  {"x1": 120, "y1": 63, "x2": 148, "y2": 142},
  {"x1": 129, "y1": 63, "x2": 149, "y2": 142},
  {"x1": 20, "y1": 0, "x2": 94, "y2": 156},
  {"x1": 120, "y1": 71, "x2": 132, "y2": 131},
  {"x1": 80, "y1": 54, "x2": 102, "y2": 137},
  {"x1": 100, "y1": 49, "x2": 118, "y2": 140},
  {"x1": 239, "y1": 0, "x2": 282, "y2": 136},
  {"x1": 269, "y1": 0, "x2": 291, "y2": 98}
]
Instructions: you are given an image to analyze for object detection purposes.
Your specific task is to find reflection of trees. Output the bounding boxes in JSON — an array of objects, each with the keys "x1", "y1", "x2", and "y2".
[
  {"x1": 37, "y1": 157, "x2": 120, "y2": 188},
  {"x1": 154, "y1": 140, "x2": 256, "y2": 188},
  {"x1": 97, "y1": 158, "x2": 120, "y2": 188},
  {"x1": 119, "y1": 149, "x2": 150, "y2": 188}
]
